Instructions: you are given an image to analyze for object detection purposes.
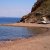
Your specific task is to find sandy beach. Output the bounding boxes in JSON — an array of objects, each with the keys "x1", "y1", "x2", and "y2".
[
  {"x1": 0, "y1": 0, "x2": 50, "y2": 49},
  {"x1": 0, "y1": 23, "x2": 50, "y2": 28},
  {"x1": 0, "y1": 23, "x2": 50, "y2": 50},
  {"x1": 0, "y1": 30, "x2": 50, "y2": 50}
]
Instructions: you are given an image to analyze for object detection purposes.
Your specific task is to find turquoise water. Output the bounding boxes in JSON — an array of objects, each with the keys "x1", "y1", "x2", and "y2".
[{"x1": 0, "y1": 26, "x2": 37, "y2": 41}]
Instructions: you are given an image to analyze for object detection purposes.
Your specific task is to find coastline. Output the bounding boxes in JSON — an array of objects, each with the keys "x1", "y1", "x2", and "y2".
[
  {"x1": 0, "y1": 23, "x2": 50, "y2": 28},
  {"x1": 0, "y1": 30, "x2": 50, "y2": 50},
  {"x1": 0, "y1": 23, "x2": 50, "y2": 50}
]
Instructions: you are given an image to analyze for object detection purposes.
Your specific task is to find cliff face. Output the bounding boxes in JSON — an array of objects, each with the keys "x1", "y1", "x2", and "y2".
[{"x1": 20, "y1": 0, "x2": 50, "y2": 23}]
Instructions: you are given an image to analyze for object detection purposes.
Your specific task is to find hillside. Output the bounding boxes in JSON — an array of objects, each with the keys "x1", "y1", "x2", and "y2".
[{"x1": 20, "y1": 0, "x2": 50, "y2": 23}]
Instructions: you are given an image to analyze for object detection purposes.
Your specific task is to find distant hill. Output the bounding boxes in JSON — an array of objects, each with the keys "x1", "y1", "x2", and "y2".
[{"x1": 20, "y1": 0, "x2": 50, "y2": 23}]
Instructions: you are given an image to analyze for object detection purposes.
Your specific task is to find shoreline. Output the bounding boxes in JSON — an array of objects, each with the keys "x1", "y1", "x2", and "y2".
[
  {"x1": 0, "y1": 23, "x2": 50, "y2": 28},
  {"x1": 0, "y1": 31, "x2": 50, "y2": 50},
  {"x1": 0, "y1": 23, "x2": 50, "y2": 50}
]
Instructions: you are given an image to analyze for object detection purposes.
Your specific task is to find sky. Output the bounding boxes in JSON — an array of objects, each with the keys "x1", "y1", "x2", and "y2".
[{"x1": 0, "y1": 0, "x2": 37, "y2": 18}]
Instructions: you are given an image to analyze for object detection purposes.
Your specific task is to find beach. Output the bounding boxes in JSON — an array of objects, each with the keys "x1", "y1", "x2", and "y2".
[
  {"x1": 0, "y1": 0, "x2": 50, "y2": 49},
  {"x1": 0, "y1": 23, "x2": 50, "y2": 50},
  {"x1": 0, "y1": 30, "x2": 50, "y2": 50},
  {"x1": 0, "y1": 23, "x2": 50, "y2": 28}
]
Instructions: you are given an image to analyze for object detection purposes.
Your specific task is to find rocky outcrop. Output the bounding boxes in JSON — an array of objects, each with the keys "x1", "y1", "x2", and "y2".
[{"x1": 20, "y1": 0, "x2": 50, "y2": 23}]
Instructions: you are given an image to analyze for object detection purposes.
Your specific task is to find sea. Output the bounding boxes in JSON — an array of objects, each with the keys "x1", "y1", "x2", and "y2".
[
  {"x1": 0, "y1": 17, "x2": 44, "y2": 41},
  {"x1": 0, "y1": 17, "x2": 21, "y2": 24}
]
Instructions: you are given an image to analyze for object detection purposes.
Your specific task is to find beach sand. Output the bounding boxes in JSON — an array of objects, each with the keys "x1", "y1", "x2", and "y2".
[
  {"x1": 0, "y1": 23, "x2": 50, "y2": 28},
  {"x1": 0, "y1": 23, "x2": 50, "y2": 50},
  {"x1": 0, "y1": 32, "x2": 50, "y2": 50}
]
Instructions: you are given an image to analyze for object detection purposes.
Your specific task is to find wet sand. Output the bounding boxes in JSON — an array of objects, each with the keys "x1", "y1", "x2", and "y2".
[
  {"x1": 0, "y1": 31, "x2": 50, "y2": 50},
  {"x1": 0, "y1": 23, "x2": 50, "y2": 50}
]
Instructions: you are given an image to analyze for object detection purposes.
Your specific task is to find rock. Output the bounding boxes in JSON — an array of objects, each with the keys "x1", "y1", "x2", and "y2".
[{"x1": 20, "y1": 0, "x2": 50, "y2": 23}]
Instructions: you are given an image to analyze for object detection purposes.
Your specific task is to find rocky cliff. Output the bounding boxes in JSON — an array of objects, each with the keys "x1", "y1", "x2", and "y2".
[{"x1": 20, "y1": 0, "x2": 50, "y2": 23}]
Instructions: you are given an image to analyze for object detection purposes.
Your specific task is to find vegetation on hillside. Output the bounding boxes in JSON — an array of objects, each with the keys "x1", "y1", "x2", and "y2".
[{"x1": 20, "y1": 0, "x2": 50, "y2": 23}]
